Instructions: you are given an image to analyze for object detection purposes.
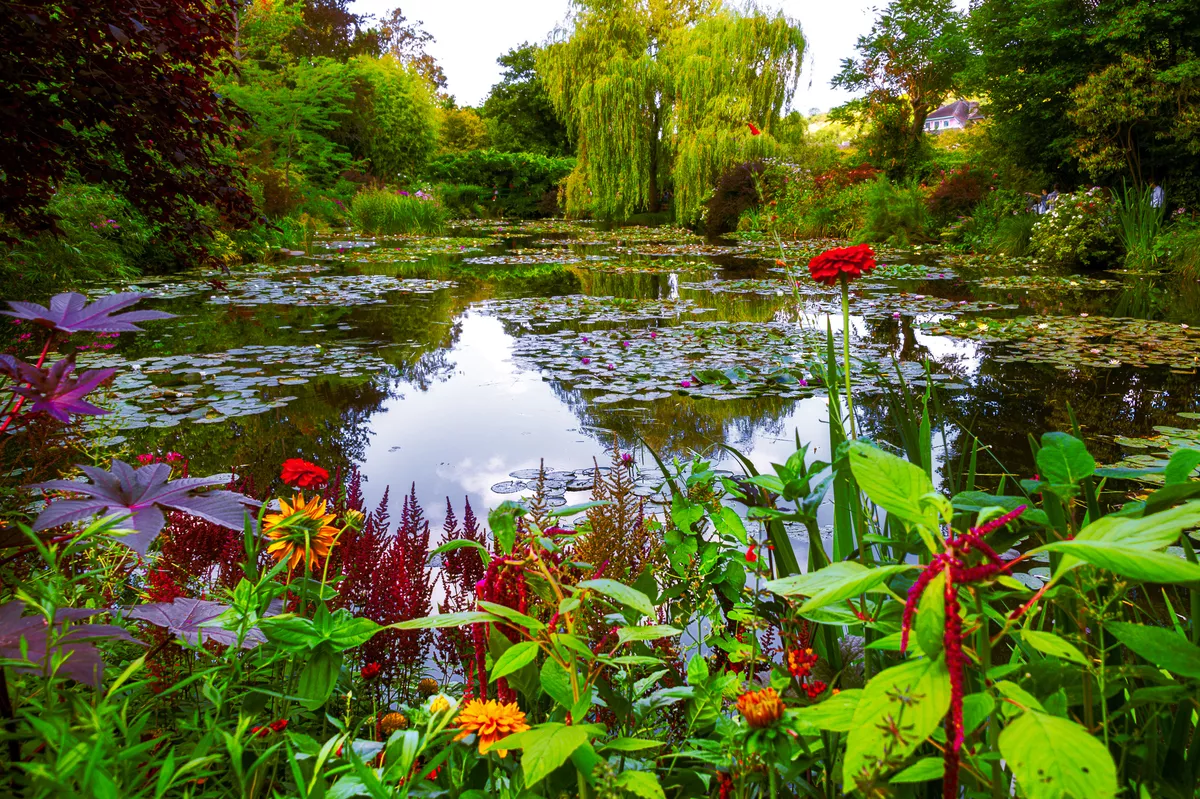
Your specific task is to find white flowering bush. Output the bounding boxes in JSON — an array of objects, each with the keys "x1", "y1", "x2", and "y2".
[{"x1": 1030, "y1": 188, "x2": 1119, "y2": 267}]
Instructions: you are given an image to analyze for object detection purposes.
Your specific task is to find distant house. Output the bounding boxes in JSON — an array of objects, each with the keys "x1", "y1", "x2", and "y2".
[{"x1": 923, "y1": 100, "x2": 983, "y2": 133}]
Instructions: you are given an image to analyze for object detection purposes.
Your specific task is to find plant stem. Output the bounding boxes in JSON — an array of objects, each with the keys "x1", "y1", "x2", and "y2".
[
  {"x1": 840, "y1": 278, "x2": 856, "y2": 439},
  {"x1": 769, "y1": 765, "x2": 778, "y2": 799},
  {"x1": 0, "y1": 334, "x2": 55, "y2": 433}
]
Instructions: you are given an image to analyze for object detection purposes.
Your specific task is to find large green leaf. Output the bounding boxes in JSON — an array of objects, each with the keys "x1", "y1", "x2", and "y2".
[
  {"x1": 1074, "y1": 501, "x2": 1200, "y2": 549},
  {"x1": 296, "y1": 645, "x2": 341, "y2": 711},
  {"x1": 1036, "y1": 432, "x2": 1095, "y2": 486},
  {"x1": 1108, "y1": 622, "x2": 1200, "y2": 679},
  {"x1": 799, "y1": 564, "x2": 911, "y2": 612},
  {"x1": 844, "y1": 656, "x2": 951, "y2": 790},
  {"x1": 890, "y1": 757, "x2": 944, "y2": 783},
  {"x1": 792, "y1": 689, "x2": 861, "y2": 732},
  {"x1": 491, "y1": 641, "x2": 540, "y2": 682},
  {"x1": 499, "y1": 722, "x2": 596, "y2": 784},
  {"x1": 617, "y1": 625, "x2": 682, "y2": 645},
  {"x1": 1019, "y1": 630, "x2": 1089, "y2": 666},
  {"x1": 915, "y1": 570, "x2": 946, "y2": 659},
  {"x1": 1165, "y1": 448, "x2": 1200, "y2": 485},
  {"x1": 999, "y1": 711, "x2": 1117, "y2": 799},
  {"x1": 390, "y1": 611, "x2": 501, "y2": 630},
  {"x1": 1038, "y1": 540, "x2": 1200, "y2": 583},
  {"x1": 576, "y1": 579, "x2": 654, "y2": 617},
  {"x1": 767, "y1": 561, "x2": 881, "y2": 599},
  {"x1": 616, "y1": 771, "x2": 666, "y2": 799},
  {"x1": 848, "y1": 441, "x2": 940, "y2": 532}
]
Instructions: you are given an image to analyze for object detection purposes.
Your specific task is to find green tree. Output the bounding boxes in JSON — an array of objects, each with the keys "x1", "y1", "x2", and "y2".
[
  {"x1": 345, "y1": 55, "x2": 440, "y2": 180},
  {"x1": 831, "y1": 0, "x2": 969, "y2": 176},
  {"x1": 970, "y1": 0, "x2": 1200, "y2": 195},
  {"x1": 438, "y1": 106, "x2": 490, "y2": 154},
  {"x1": 539, "y1": 0, "x2": 804, "y2": 223},
  {"x1": 480, "y1": 44, "x2": 571, "y2": 157}
]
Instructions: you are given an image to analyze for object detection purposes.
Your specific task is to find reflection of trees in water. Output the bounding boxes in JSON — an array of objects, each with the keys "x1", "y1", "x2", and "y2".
[{"x1": 546, "y1": 380, "x2": 800, "y2": 461}]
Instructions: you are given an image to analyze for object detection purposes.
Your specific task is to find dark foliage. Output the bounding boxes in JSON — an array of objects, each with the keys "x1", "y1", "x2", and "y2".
[
  {"x1": 704, "y1": 161, "x2": 767, "y2": 239},
  {"x1": 0, "y1": 1, "x2": 256, "y2": 245},
  {"x1": 282, "y1": 0, "x2": 380, "y2": 61},
  {"x1": 928, "y1": 166, "x2": 989, "y2": 220},
  {"x1": 481, "y1": 44, "x2": 571, "y2": 157}
]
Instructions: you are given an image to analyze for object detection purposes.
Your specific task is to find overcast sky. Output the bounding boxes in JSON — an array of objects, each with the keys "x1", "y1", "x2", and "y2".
[{"x1": 349, "y1": 0, "x2": 891, "y2": 113}]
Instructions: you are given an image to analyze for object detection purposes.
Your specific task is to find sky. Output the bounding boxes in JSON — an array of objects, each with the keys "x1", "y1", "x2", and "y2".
[{"x1": 349, "y1": 0, "x2": 887, "y2": 113}]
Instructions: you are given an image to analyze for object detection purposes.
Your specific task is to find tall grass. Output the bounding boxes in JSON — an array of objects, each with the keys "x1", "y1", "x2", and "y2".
[
  {"x1": 1160, "y1": 218, "x2": 1200, "y2": 280},
  {"x1": 350, "y1": 188, "x2": 447, "y2": 235},
  {"x1": 1115, "y1": 182, "x2": 1165, "y2": 269},
  {"x1": 990, "y1": 212, "x2": 1037, "y2": 256},
  {"x1": 860, "y1": 176, "x2": 928, "y2": 245}
]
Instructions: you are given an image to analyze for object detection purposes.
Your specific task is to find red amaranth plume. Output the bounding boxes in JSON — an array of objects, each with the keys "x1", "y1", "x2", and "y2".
[
  {"x1": 899, "y1": 505, "x2": 1025, "y2": 799},
  {"x1": 435, "y1": 497, "x2": 490, "y2": 679}
]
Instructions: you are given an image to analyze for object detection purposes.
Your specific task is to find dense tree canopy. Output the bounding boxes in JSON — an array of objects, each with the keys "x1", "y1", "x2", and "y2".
[
  {"x1": 481, "y1": 44, "x2": 571, "y2": 157},
  {"x1": 540, "y1": 0, "x2": 804, "y2": 223},
  {"x1": 0, "y1": 1, "x2": 256, "y2": 241},
  {"x1": 970, "y1": 0, "x2": 1200, "y2": 195}
]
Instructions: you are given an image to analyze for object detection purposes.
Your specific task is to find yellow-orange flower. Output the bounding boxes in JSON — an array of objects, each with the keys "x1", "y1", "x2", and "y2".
[
  {"x1": 453, "y1": 699, "x2": 529, "y2": 757},
  {"x1": 263, "y1": 493, "x2": 338, "y2": 571},
  {"x1": 737, "y1": 687, "x2": 784, "y2": 729},
  {"x1": 417, "y1": 677, "x2": 439, "y2": 697},
  {"x1": 378, "y1": 712, "x2": 409, "y2": 736}
]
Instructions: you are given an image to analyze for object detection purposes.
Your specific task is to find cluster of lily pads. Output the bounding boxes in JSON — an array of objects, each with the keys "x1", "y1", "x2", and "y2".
[
  {"x1": 919, "y1": 315, "x2": 1200, "y2": 371},
  {"x1": 1104, "y1": 415, "x2": 1200, "y2": 483},
  {"x1": 78, "y1": 343, "x2": 391, "y2": 431},
  {"x1": 503, "y1": 320, "x2": 933, "y2": 403},
  {"x1": 483, "y1": 295, "x2": 713, "y2": 328},
  {"x1": 208, "y1": 275, "x2": 456, "y2": 307}
]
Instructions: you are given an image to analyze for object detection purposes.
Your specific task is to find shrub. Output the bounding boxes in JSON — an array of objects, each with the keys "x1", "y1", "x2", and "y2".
[
  {"x1": 349, "y1": 188, "x2": 447, "y2": 235},
  {"x1": 1030, "y1": 188, "x2": 1119, "y2": 268},
  {"x1": 860, "y1": 176, "x2": 929, "y2": 245},
  {"x1": 422, "y1": 150, "x2": 574, "y2": 218},
  {"x1": 703, "y1": 161, "x2": 766, "y2": 239},
  {"x1": 927, "y1": 165, "x2": 989, "y2": 222},
  {"x1": 1160, "y1": 211, "x2": 1200, "y2": 279}
]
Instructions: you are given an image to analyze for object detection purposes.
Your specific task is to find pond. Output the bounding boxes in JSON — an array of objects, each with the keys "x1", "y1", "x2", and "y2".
[{"x1": 74, "y1": 220, "x2": 1200, "y2": 547}]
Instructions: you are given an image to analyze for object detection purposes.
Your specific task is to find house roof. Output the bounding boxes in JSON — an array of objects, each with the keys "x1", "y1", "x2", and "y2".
[{"x1": 927, "y1": 99, "x2": 982, "y2": 124}]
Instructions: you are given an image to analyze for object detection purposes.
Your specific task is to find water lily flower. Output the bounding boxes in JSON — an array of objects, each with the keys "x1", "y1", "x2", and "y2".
[
  {"x1": 581, "y1": 357, "x2": 591, "y2": 364},
  {"x1": 680, "y1": 379, "x2": 692, "y2": 388},
  {"x1": 606, "y1": 363, "x2": 614, "y2": 370}
]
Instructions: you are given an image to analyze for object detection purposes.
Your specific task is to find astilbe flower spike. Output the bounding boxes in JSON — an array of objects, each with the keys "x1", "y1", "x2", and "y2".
[{"x1": 899, "y1": 505, "x2": 1025, "y2": 799}]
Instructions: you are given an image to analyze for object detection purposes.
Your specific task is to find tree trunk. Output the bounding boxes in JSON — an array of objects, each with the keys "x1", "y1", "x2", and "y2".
[{"x1": 647, "y1": 104, "x2": 661, "y2": 214}]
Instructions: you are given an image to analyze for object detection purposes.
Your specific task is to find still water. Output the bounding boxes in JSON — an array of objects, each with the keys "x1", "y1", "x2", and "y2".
[{"x1": 72, "y1": 222, "x2": 1200, "y2": 543}]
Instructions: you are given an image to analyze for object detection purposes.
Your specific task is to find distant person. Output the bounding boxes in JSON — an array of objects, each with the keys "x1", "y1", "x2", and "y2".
[
  {"x1": 1150, "y1": 181, "x2": 1165, "y2": 209},
  {"x1": 1046, "y1": 184, "x2": 1060, "y2": 209},
  {"x1": 1026, "y1": 189, "x2": 1050, "y2": 214}
]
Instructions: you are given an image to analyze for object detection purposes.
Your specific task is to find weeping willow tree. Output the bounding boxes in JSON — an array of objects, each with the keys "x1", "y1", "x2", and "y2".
[{"x1": 539, "y1": 0, "x2": 804, "y2": 224}]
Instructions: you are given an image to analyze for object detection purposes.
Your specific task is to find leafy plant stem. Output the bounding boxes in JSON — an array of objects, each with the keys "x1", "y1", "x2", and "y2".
[
  {"x1": 839, "y1": 277, "x2": 856, "y2": 439},
  {"x1": 976, "y1": 592, "x2": 1002, "y2": 799}
]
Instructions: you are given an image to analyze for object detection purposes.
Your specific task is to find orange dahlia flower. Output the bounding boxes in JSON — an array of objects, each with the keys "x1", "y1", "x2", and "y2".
[
  {"x1": 263, "y1": 493, "x2": 338, "y2": 571},
  {"x1": 453, "y1": 699, "x2": 530, "y2": 757},
  {"x1": 807, "y1": 244, "x2": 877, "y2": 287},
  {"x1": 737, "y1": 687, "x2": 784, "y2": 729}
]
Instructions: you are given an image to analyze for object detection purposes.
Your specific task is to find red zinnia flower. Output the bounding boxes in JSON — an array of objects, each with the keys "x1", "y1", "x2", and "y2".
[
  {"x1": 747, "y1": 122, "x2": 761, "y2": 136},
  {"x1": 280, "y1": 458, "x2": 329, "y2": 488},
  {"x1": 807, "y1": 244, "x2": 877, "y2": 287},
  {"x1": 360, "y1": 662, "x2": 381, "y2": 680}
]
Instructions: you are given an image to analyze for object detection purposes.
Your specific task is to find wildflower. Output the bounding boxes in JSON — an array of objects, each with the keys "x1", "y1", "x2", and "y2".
[
  {"x1": 787, "y1": 647, "x2": 818, "y2": 679},
  {"x1": 803, "y1": 680, "x2": 827, "y2": 700},
  {"x1": 899, "y1": 505, "x2": 1026, "y2": 799},
  {"x1": 747, "y1": 122, "x2": 761, "y2": 136},
  {"x1": 417, "y1": 677, "x2": 439, "y2": 696},
  {"x1": 737, "y1": 687, "x2": 784, "y2": 729},
  {"x1": 280, "y1": 458, "x2": 329, "y2": 489},
  {"x1": 378, "y1": 712, "x2": 410, "y2": 736},
  {"x1": 807, "y1": 244, "x2": 877, "y2": 287},
  {"x1": 453, "y1": 699, "x2": 530, "y2": 757},
  {"x1": 263, "y1": 493, "x2": 339, "y2": 571},
  {"x1": 360, "y1": 662, "x2": 381, "y2": 680}
]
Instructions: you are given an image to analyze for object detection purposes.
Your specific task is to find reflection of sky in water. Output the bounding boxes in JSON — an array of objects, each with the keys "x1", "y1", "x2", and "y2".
[{"x1": 362, "y1": 311, "x2": 853, "y2": 549}]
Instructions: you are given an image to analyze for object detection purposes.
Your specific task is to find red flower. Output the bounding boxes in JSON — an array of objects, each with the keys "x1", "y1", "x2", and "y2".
[
  {"x1": 281, "y1": 458, "x2": 329, "y2": 488},
  {"x1": 360, "y1": 662, "x2": 381, "y2": 680},
  {"x1": 269, "y1": 719, "x2": 289, "y2": 732},
  {"x1": 807, "y1": 244, "x2": 878, "y2": 287},
  {"x1": 745, "y1": 544, "x2": 758, "y2": 563},
  {"x1": 747, "y1": 122, "x2": 761, "y2": 136}
]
